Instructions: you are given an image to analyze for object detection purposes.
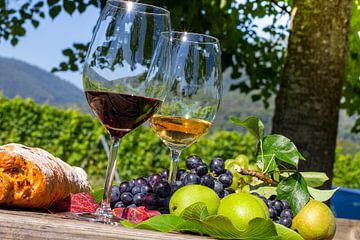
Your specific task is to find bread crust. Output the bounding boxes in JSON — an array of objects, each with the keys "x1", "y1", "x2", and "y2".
[{"x1": 0, "y1": 143, "x2": 91, "y2": 208}]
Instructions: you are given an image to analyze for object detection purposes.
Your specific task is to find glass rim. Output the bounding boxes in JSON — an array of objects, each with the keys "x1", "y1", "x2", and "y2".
[
  {"x1": 107, "y1": 0, "x2": 170, "y2": 16},
  {"x1": 161, "y1": 31, "x2": 219, "y2": 45}
]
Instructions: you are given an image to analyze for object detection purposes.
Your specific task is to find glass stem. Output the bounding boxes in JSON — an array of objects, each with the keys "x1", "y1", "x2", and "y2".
[
  {"x1": 168, "y1": 148, "x2": 181, "y2": 184},
  {"x1": 96, "y1": 137, "x2": 120, "y2": 217}
]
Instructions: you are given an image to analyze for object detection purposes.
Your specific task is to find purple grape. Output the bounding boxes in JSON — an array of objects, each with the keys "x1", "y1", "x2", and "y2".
[
  {"x1": 153, "y1": 181, "x2": 171, "y2": 198},
  {"x1": 184, "y1": 173, "x2": 201, "y2": 185},
  {"x1": 110, "y1": 186, "x2": 120, "y2": 205},
  {"x1": 148, "y1": 174, "x2": 162, "y2": 187},
  {"x1": 114, "y1": 201, "x2": 125, "y2": 208},
  {"x1": 144, "y1": 193, "x2": 159, "y2": 210},
  {"x1": 279, "y1": 217, "x2": 292, "y2": 228},
  {"x1": 133, "y1": 193, "x2": 146, "y2": 206},
  {"x1": 280, "y1": 209, "x2": 294, "y2": 219},
  {"x1": 185, "y1": 156, "x2": 203, "y2": 170},
  {"x1": 134, "y1": 177, "x2": 147, "y2": 186},
  {"x1": 218, "y1": 173, "x2": 233, "y2": 188},
  {"x1": 210, "y1": 157, "x2": 225, "y2": 175},
  {"x1": 196, "y1": 164, "x2": 208, "y2": 177},
  {"x1": 120, "y1": 192, "x2": 133, "y2": 205},
  {"x1": 200, "y1": 174, "x2": 215, "y2": 189},
  {"x1": 119, "y1": 181, "x2": 132, "y2": 193}
]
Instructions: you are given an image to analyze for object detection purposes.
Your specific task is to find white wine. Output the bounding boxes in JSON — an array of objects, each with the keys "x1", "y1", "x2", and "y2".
[{"x1": 150, "y1": 115, "x2": 212, "y2": 149}]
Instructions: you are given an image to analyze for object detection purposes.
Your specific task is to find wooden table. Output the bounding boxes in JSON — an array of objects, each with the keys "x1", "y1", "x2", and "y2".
[{"x1": 0, "y1": 209, "x2": 359, "y2": 240}]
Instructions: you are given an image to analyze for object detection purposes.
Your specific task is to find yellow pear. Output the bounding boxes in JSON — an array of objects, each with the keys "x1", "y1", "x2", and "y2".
[{"x1": 292, "y1": 199, "x2": 336, "y2": 240}]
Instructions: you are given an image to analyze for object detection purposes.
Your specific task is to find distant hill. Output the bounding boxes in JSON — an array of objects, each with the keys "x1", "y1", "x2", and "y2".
[{"x1": 0, "y1": 56, "x2": 85, "y2": 106}]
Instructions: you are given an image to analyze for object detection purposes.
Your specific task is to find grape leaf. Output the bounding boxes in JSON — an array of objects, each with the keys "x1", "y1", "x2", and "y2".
[
  {"x1": 257, "y1": 153, "x2": 277, "y2": 173},
  {"x1": 239, "y1": 218, "x2": 279, "y2": 240},
  {"x1": 122, "y1": 203, "x2": 280, "y2": 239},
  {"x1": 307, "y1": 186, "x2": 339, "y2": 202},
  {"x1": 262, "y1": 134, "x2": 305, "y2": 169},
  {"x1": 254, "y1": 186, "x2": 277, "y2": 199},
  {"x1": 121, "y1": 214, "x2": 186, "y2": 232},
  {"x1": 201, "y1": 215, "x2": 244, "y2": 239},
  {"x1": 231, "y1": 116, "x2": 265, "y2": 140},
  {"x1": 275, "y1": 223, "x2": 304, "y2": 240},
  {"x1": 300, "y1": 172, "x2": 329, "y2": 187},
  {"x1": 180, "y1": 202, "x2": 208, "y2": 221},
  {"x1": 276, "y1": 172, "x2": 310, "y2": 214},
  {"x1": 91, "y1": 188, "x2": 104, "y2": 203}
]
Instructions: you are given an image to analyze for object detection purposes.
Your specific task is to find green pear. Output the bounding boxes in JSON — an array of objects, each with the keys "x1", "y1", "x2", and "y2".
[
  {"x1": 217, "y1": 192, "x2": 269, "y2": 230},
  {"x1": 169, "y1": 185, "x2": 220, "y2": 216},
  {"x1": 292, "y1": 199, "x2": 336, "y2": 240}
]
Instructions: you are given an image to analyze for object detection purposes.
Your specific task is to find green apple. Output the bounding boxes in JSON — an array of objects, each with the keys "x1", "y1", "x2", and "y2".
[
  {"x1": 217, "y1": 192, "x2": 269, "y2": 230},
  {"x1": 169, "y1": 185, "x2": 220, "y2": 216}
]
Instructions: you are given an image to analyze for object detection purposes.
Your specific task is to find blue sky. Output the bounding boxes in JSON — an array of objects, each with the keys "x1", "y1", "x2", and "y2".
[{"x1": 0, "y1": 6, "x2": 100, "y2": 89}]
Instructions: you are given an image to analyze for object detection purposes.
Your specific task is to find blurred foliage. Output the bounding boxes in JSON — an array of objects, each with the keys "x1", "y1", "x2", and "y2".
[
  {"x1": 0, "y1": 95, "x2": 256, "y2": 181},
  {"x1": 343, "y1": 1, "x2": 360, "y2": 133},
  {"x1": 0, "y1": 95, "x2": 358, "y2": 189},
  {"x1": 333, "y1": 147, "x2": 360, "y2": 189}
]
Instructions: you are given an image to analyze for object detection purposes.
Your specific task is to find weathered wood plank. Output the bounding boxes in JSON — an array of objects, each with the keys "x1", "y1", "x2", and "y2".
[
  {"x1": 0, "y1": 209, "x2": 212, "y2": 240},
  {"x1": 334, "y1": 218, "x2": 360, "y2": 240},
  {"x1": 0, "y1": 209, "x2": 359, "y2": 239}
]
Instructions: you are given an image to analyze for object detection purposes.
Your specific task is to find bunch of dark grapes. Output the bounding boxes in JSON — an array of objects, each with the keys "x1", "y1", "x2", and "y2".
[
  {"x1": 110, "y1": 155, "x2": 235, "y2": 212},
  {"x1": 252, "y1": 193, "x2": 294, "y2": 228},
  {"x1": 111, "y1": 174, "x2": 172, "y2": 213},
  {"x1": 181, "y1": 156, "x2": 235, "y2": 198}
]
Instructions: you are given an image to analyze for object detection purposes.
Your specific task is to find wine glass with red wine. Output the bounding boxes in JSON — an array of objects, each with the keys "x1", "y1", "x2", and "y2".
[
  {"x1": 80, "y1": 0, "x2": 171, "y2": 224},
  {"x1": 150, "y1": 32, "x2": 223, "y2": 184}
]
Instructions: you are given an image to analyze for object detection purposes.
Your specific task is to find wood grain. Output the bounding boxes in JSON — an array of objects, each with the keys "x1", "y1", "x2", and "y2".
[
  {"x1": 0, "y1": 209, "x2": 212, "y2": 240},
  {"x1": 0, "y1": 209, "x2": 358, "y2": 239},
  {"x1": 334, "y1": 218, "x2": 360, "y2": 240}
]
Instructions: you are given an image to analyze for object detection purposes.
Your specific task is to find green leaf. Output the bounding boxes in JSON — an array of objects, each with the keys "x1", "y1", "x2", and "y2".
[
  {"x1": 276, "y1": 172, "x2": 311, "y2": 214},
  {"x1": 254, "y1": 186, "x2": 277, "y2": 199},
  {"x1": 91, "y1": 188, "x2": 104, "y2": 203},
  {"x1": 176, "y1": 220, "x2": 204, "y2": 235},
  {"x1": 31, "y1": 20, "x2": 40, "y2": 28},
  {"x1": 47, "y1": 0, "x2": 60, "y2": 7},
  {"x1": 300, "y1": 172, "x2": 329, "y2": 187},
  {"x1": 201, "y1": 215, "x2": 243, "y2": 239},
  {"x1": 231, "y1": 116, "x2": 265, "y2": 140},
  {"x1": 180, "y1": 202, "x2": 208, "y2": 221},
  {"x1": 275, "y1": 223, "x2": 304, "y2": 240},
  {"x1": 122, "y1": 206, "x2": 279, "y2": 239},
  {"x1": 121, "y1": 214, "x2": 186, "y2": 232},
  {"x1": 307, "y1": 186, "x2": 339, "y2": 202},
  {"x1": 49, "y1": 5, "x2": 61, "y2": 19},
  {"x1": 257, "y1": 153, "x2": 277, "y2": 173},
  {"x1": 10, "y1": 38, "x2": 18, "y2": 46},
  {"x1": 64, "y1": 0, "x2": 76, "y2": 14},
  {"x1": 262, "y1": 134, "x2": 305, "y2": 168},
  {"x1": 240, "y1": 218, "x2": 279, "y2": 240}
]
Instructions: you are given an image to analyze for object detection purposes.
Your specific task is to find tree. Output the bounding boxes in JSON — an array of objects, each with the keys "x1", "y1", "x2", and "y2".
[
  {"x1": 272, "y1": 0, "x2": 354, "y2": 188},
  {"x1": 1, "y1": 0, "x2": 359, "y2": 187},
  {"x1": 0, "y1": 0, "x2": 286, "y2": 103}
]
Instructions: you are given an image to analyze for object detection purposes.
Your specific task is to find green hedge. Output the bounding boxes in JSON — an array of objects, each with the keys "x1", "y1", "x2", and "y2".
[
  {"x1": 0, "y1": 95, "x2": 359, "y2": 189},
  {"x1": 0, "y1": 96, "x2": 256, "y2": 182},
  {"x1": 333, "y1": 148, "x2": 360, "y2": 189}
]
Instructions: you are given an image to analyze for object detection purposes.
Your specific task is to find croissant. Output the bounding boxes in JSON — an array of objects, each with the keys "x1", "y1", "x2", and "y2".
[{"x1": 0, "y1": 143, "x2": 91, "y2": 208}]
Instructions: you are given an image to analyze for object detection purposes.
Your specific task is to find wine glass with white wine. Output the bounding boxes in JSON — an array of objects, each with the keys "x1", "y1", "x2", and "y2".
[{"x1": 150, "y1": 31, "x2": 223, "y2": 184}]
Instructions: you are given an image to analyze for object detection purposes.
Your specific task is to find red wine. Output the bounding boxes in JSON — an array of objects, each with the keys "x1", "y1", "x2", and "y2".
[{"x1": 85, "y1": 91, "x2": 162, "y2": 138}]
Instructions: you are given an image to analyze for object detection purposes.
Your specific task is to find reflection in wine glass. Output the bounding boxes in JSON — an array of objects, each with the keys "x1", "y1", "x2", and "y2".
[
  {"x1": 150, "y1": 32, "x2": 222, "y2": 184},
  {"x1": 78, "y1": 0, "x2": 171, "y2": 224}
]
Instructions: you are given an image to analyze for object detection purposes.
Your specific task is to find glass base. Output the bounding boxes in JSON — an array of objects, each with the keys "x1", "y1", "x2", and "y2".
[{"x1": 67, "y1": 212, "x2": 122, "y2": 225}]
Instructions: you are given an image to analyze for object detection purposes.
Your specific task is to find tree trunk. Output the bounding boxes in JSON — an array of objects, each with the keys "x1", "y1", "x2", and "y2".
[{"x1": 272, "y1": 0, "x2": 353, "y2": 188}]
